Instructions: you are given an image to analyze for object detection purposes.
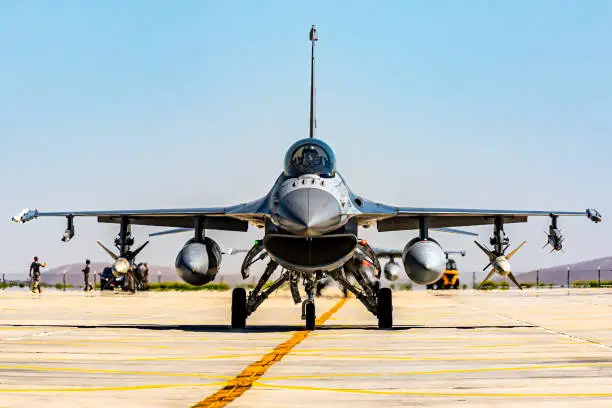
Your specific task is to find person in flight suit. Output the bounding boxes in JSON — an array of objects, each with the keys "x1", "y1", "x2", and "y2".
[
  {"x1": 82, "y1": 259, "x2": 93, "y2": 291},
  {"x1": 137, "y1": 262, "x2": 150, "y2": 290},
  {"x1": 29, "y1": 256, "x2": 46, "y2": 294}
]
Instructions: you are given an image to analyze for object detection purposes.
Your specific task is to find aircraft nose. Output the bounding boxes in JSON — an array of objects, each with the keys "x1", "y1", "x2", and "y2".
[{"x1": 276, "y1": 188, "x2": 342, "y2": 236}]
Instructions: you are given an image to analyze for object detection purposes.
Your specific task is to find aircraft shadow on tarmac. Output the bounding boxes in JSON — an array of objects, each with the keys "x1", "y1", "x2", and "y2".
[{"x1": 0, "y1": 323, "x2": 534, "y2": 333}]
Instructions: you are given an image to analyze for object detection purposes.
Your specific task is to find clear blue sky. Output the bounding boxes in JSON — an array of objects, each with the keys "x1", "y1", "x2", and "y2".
[{"x1": 1, "y1": 1, "x2": 610, "y2": 279}]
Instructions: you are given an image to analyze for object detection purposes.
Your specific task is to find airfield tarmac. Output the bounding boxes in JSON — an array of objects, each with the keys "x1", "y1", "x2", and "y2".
[{"x1": 2, "y1": 288, "x2": 612, "y2": 407}]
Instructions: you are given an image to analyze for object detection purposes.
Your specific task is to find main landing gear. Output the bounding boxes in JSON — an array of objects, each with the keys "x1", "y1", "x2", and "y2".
[
  {"x1": 232, "y1": 240, "x2": 394, "y2": 330},
  {"x1": 231, "y1": 288, "x2": 247, "y2": 329},
  {"x1": 377, "y1": 288, "x2": 393, "y2": 329}
]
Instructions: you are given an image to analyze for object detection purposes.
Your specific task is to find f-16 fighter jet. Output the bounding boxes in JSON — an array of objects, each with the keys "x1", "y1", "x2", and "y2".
[{"x1": 12, "y1": 26, "x2": 601, "y2": 330}]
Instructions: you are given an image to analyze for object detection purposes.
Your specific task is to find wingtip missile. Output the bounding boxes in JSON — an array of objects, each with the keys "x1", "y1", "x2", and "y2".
[
  {"x1": 587, "y1": 209, "x2": 602, "y2": 223},
  {"x1": 12, "y1": 208, "x2": 37, "y2": 223}
]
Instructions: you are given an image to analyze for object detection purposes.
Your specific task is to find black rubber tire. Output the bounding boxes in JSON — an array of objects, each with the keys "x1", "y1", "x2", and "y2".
[
  {"x1": 231, "y1": 288, "x2": 247, "y2": 329},
  {"x1": 453, "y1": 279, "x2": 460, "y2": 290},
  {"x1": 305, "y1": 302, "x2": 316, "y2": 330},
  {"x1": 377, "y1": 287, "x2": 393, "y2": 329},
  {"x1": 426, "y1": 284, "x2": 434, "y2": 290}
]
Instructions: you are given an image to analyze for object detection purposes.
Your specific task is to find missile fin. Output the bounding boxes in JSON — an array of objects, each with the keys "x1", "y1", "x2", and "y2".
[
  {"x1": 97, "y1": 241, "x2": 119, "y2": 261},
  {"x1": 506, "y1": 241, "x2": 527, "y2": 260}
]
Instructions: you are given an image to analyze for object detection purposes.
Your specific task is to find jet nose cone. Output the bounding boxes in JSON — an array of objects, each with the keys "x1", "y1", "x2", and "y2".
[{"x1": 276, "y1": 188, "x2": 342, "y2": 236}]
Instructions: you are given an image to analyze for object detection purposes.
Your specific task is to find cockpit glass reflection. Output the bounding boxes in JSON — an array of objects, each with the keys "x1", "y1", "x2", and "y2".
[{"x1": 284, "y1": 139, "x2": 336, "y2": 177}]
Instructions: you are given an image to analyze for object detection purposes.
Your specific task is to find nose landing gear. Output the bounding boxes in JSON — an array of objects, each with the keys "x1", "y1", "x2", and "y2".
[
  {"x1": 231, "y1": 288, "x2": 247, "y2": 329},
  {"x1": 302, "y1": 300, "x2": 316, "y2": 330}
]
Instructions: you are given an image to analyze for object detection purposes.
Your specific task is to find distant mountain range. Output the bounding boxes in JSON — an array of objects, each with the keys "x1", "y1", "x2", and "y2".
[{"x1": 517, "y1": 256, "x2": 612, "y2": 285}]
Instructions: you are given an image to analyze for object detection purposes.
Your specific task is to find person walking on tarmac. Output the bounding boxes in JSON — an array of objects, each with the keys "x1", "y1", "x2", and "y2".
[
  {"x1": 141, "y1": 262, "x2": 150, "y2": 289},
  {"x1": 126, "y1": 264, "x2": 136, "y2": 293},
  {"x1": 82, "y1": 259, "x2": 93, "y2": 291},
  {"x1": 29, "y1": 256, "x2": 46, "y2": 294}
]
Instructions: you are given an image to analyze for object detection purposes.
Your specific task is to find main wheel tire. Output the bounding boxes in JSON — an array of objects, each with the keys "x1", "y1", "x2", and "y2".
[
  {"x1": 231, "y1": 288, "x2": 247, "y2": 329},
  {"x1": 377, "y1": 287, "x2": 393, "y2": 329},
  {"x1": 453, "y1": 279, "x2": 460, "y2": 290},
  {"x1": 305, "y1": 302, "x2": 316, "y2": 330}
]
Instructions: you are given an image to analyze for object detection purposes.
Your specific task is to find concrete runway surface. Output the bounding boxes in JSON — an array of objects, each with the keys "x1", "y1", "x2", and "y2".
[{"x1": 2, "y1": 288, "x2": 612, "y2": 407}]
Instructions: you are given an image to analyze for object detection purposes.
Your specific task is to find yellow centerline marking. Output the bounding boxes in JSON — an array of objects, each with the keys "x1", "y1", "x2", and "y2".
[
  {"x1": 253, "y1": 382, "x2": 612, "y2": 397},
  {"x1": 0, "y1": 382, "x2": 225, "y2": 393},
  {"x1": 0, "y1": 365, "x2": 232, "y2": 379},
  {"x1": 193, "y1": 297, "x2": 349, "y2": 408},
  {"x1": 262, "y1": 361, "x2": 612, "y2": 381}
]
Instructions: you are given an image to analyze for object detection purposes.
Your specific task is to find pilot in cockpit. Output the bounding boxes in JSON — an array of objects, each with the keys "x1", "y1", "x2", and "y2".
[
  {"x1": 286, "y1": 140, "x2": 336, "y2": 178},
  {"x1": 301, "y1": 145, "x2": 323, "y2": 170}
]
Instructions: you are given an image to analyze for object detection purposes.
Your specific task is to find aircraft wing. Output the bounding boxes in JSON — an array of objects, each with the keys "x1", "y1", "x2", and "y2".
[
  {"x1": 11, "y1": 196, "x2": 270, "y2": 232},
  {"x1": 355, "y1": 199, "x2": 601, "y2": 231}
]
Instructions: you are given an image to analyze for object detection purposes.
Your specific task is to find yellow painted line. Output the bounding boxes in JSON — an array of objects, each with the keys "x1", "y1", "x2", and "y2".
[
  {"x1": 0, "y1": 365, "x2": 232, "y2": 379},
  {"x1": 263, "y1": 362, "x2": 612, "y2": 381},
  {"x1": 129, "y1": 353, "x2": 266, "y2": 362},
  {"x1": 253, "y1": 382, "x2": 612, "y2": 397},
  {"x1": 193, "y1": 297, "x2": 349, "y2": 408},
  {"x1": 467, "y1": 344, "x2": 523, "y2": 348},
  {"x1": 5, "y1": 340, "x2": 169, "y2": 348},
  {"x1": 277, "y1": 353, "x2": 607, "y2": 363},
  {"x1": 0, "y1": 382, "x2": 225, "y2": 393}
]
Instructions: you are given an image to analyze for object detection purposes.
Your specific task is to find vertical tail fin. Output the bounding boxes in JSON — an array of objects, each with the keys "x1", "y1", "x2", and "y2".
[{"x1": 309, "y1": 25, "x2": 318, "y2": 139}]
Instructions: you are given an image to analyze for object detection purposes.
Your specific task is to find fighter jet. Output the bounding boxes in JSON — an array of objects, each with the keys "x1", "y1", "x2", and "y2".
[{"x1": 12, "y1": 26, "x2": 602, "y2": 330}]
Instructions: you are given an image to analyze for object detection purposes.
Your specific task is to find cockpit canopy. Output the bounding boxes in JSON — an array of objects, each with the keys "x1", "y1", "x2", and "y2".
[{"x1": 284, "y1": 138, "x2": 336, "y2": 178}]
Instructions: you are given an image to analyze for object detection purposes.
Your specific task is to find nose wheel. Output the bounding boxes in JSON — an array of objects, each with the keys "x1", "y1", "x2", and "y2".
[
  {"x1": 377, "y1": 288, "x2": 393, "y2": 329},
  {"x1": 231, "y1": 288, "x2": 247, "y2": 329},
  {"x1": 303, "y1": 300, "x2": 316, "y2": 330}
]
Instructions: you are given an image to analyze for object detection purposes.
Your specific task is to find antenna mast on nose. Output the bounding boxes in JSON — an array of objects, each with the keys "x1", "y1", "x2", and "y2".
[{"x1": 309, "y1": 25, "x2": 318, "y2": 139}]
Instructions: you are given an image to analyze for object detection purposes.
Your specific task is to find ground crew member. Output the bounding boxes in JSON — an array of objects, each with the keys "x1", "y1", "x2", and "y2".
[
  {"x1": 127, "y1": 264, "x2": 136, "y2": 293},
  {"x1": 141, "y1": 263, "x2": 150, "y2": 289},
  {"x1": 82, "y1": 259, "x2": 93, "y2": 291},
  {"x1": 29, "y1": 256, "x2": 46, "y2": 294}
]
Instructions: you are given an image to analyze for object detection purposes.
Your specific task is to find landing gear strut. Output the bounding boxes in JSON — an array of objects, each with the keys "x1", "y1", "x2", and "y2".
[
  {"x1": 304, "y1": 301, "x2": 316, "y2": 330},
  {"x1": 302, "y1": 274, "x2": 316, "y2": 330},
  {"x1": 332, "y1": 268, "x2": 393, "y2": 329}
]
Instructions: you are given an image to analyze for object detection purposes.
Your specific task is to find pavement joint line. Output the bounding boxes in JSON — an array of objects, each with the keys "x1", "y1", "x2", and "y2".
[
  {"x1": 192, "y1": 297, "x2": 349, "y2": 408},
  {"x1": 1, "y1": 312, "x2": 170, "y2": 341},
  {"x1": 251, "y1": 382, "x2": 612, "y2": 397}
]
